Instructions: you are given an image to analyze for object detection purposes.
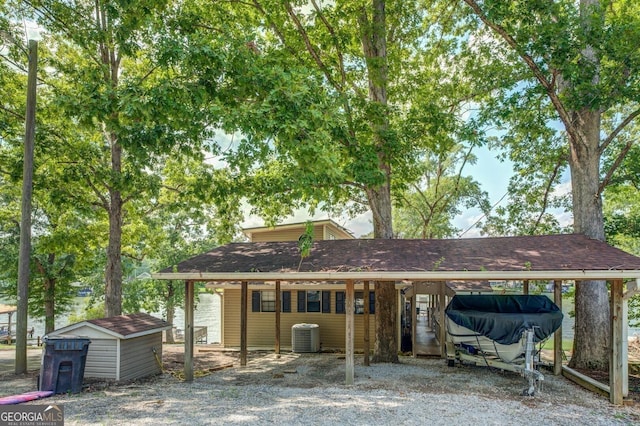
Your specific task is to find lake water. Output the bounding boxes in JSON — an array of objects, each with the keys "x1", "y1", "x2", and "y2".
[
  {"x1": 2, "y1": 293, "x2": 638, "y2": 344},
  {"x1": 0, "y1": 293, "x2": 222, "y2": 344}
]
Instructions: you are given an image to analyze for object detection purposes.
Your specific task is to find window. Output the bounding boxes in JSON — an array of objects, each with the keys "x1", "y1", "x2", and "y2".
[
  {"x1": 336, "y1": 290, "x2": 375, "y2": 314},
  {"x1": 297, "y1": 290, "x2": 331, "y2": 313},
  {"x1": 252, "y1": 290, "x2": 291, "y2": 313},
  {"x1": 261, "y1": 291, "x2": 276, "y2": 312}
]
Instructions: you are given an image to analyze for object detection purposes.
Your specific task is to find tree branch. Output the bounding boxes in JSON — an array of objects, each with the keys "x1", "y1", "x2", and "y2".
[
  {"x1": 599, "y1": 138, "x2": 636, "y2": 196},
  {"x1": 462, "y1": 0, "x2": 587, "y2": 150},
  {"x1": 533, "y1": 158, "x2": 563, "y2": 231},
  {"x1": 600, "y1": 107, "x2": 640, "y2": 154},
  {"x1": 284, "y1": 2, "x2": 343, "y2": 93}
]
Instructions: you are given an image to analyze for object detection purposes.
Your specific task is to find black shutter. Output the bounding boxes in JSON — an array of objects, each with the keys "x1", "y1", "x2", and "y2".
[
  {"x1": 322, "y1": 291, "x2": 331, "y2": 313},
  {"x1": 252, "y1": 291, "x2": 261, "y2": 312},
  {"x1": 282, "y1": 291, "x2": 291, "y2": 313},
  {"x1": 336, "y1": 291, "x2": 345, "y2": 314},
  {"x1": 297, "y1": 291, "x2": 306, "y2": 313},
  {"x1": 369, "y1": 291, "x2": 375, "y2": 314}
]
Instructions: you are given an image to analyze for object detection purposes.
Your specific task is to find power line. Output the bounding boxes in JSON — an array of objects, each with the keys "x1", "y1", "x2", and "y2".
[{"x1": 458, "y1": 191, "x2": 509, "y2": 238}]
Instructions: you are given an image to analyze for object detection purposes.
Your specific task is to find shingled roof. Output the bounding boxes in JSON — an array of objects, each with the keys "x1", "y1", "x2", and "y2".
[
  {"x1": 155, "y1": 234, "x2": 640, "y2": 282},
  {"x1": 47, "y1": 312, "x2": 171, "y2": 340},
  {"x1": 86, "y1": 313, "x2": 170, "y2": 338}
]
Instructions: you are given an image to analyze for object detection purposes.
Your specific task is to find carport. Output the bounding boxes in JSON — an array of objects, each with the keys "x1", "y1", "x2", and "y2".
[{"x1": 152, "y1": 234, "x2": 640, "y2": 404}]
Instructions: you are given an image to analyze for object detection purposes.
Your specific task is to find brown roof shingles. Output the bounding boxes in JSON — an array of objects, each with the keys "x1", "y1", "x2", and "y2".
[
  {"x1": 162, "y1": 234, "x2": 640, "y2": 274},
  {"x1": 87, "y1": 313, "x2": 170, "y2": 336}
]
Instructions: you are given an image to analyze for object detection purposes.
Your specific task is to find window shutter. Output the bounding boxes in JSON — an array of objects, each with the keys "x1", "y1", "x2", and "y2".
[
  {"x1": 252, "y1": 291, "x2": 261, "y2": 312},
  {"x1": 282, "y1": 291, "x2": 291, "y2": 313},
  {"x1": 335, "y1": 291, "x2": 345, "y2": 314},
  {"x1": 369, "y1": 291, "x2": 375, "y2": 314},
  {"x1": 297, "y1": 291, "x2": 306, "y2": 313},
  {"x1": 322, "y1": 291, "x2": 331, "y2": 313}
]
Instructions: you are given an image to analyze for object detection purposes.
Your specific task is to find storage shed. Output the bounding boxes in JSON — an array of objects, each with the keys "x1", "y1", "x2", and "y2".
[{"x1": 46, "y1": 312, "x2": 171, "y2": 381}]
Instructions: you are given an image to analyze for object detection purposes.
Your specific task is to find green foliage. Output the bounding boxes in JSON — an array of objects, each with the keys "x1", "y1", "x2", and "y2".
[{"x1": 68, "y1": 303, "x2": 105, "y2": 324}]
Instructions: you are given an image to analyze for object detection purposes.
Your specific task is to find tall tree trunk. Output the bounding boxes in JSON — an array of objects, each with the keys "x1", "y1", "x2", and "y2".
[
  {"x1": 105, "y1": 137, "x2": 123, "y2": 317},
  {"x1": 165, "y1": 282, "x2": 176, "y2": 344},
  {"x1": 359, "y1": 0, "x2": 398, "y2": 363},
  {"x1": 44, "y1": 276, "x2": 55, "y2": 335},
  {"x1": 565, "y1": 0, "x2": 609, "y2": 371},
  {"x1": 568, "y1": 107, "x2": 609, "y2": 370}
]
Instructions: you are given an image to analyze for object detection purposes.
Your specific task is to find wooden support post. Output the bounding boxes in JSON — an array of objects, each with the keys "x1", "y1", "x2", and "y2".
[
  {"x1": 553, "y1": 280, "x2": 563, "y2": 376},
  {"x1": 523, "y1": 280, "x2": 529, "y2": 295},
  {"x1": 412, "y1": 283, "x2": 417, "y2": 358},
  {"x1": 184, "y1": 280, "x2": 195, "y2": 382},
  {"x1": 610, "y1": 279, "x2": 624, "y2": 405},
  {"x1": 623, "y1": 296, "x2": 629, "y2": 397},
  {"x1": 240, "y1": 281, "x2": 248, "y2": 367},
  {"x1": 439, "y1": 282, "x2": 446, "y2": 358},
  {"x1": 345, "y1": 279, "x2": 355, "y2": 385},
  {"x1": 275, "y1": 280, "x2": 281, "y2": 356},
  {"x1": 363, "y1": 280, "x2": 370, "y2": 367}
]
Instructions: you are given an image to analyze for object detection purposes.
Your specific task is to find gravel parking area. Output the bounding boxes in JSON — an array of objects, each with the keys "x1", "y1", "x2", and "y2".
[{"x1": 1, "y1": 347, "x2": 640, "y2": 425}]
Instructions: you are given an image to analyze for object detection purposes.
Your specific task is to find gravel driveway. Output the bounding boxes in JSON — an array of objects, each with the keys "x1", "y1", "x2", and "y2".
[{"x1": 1, "y1": 349, "x2": 639, "y2": 425}]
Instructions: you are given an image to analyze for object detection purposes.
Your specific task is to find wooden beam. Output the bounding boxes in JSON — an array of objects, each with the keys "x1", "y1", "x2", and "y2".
[
  {"x1": 523, "y1": 280, "x2": 529, "y2": 295},
  {"x1": 184, "y1": 280, "x2": 195, "y2": 382},
  {"x1": 345, "y1": 279, "x2": 355, "y2": 385},
  {"x1": 439, "y1": 281, "x2": 446, "y2": 358},
  {"x1": 363, "y1": 280, "x2": 370, "y2": 367},
  {"x1": 275, "y1": 280, "x2": 281, "y2": 356},
  {"x1": 240, "y1": 280, "x2": 248, "y2": 367},
  {"x1": 562, "y1": 366, "x2": 610, "y2": 398},
  {"x1": 610, "y1": 279, "x2": 624, "y2": 405},
  {"x1": 153, "y1": 270, "x2": 640, "y2": 283},
  {"x1": 554, "y1": 279, "x2": 563, "y2": 376},
  {"x1": 412, "y1": 282, "x2": 417, "y2": 358}
]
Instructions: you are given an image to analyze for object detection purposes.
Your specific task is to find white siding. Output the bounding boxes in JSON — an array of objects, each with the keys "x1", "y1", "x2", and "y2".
[
  {"x1": 119, "y1": 333, "x2": 163, "y2": 381},
  {"x1": 84, "y1": 339, "x2": 117, "y2": 379}
]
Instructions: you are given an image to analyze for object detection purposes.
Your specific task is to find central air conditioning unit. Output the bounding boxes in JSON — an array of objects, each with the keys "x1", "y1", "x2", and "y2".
[{"x1": 291, "y1": 323, "x2": 320, "y2": 353}]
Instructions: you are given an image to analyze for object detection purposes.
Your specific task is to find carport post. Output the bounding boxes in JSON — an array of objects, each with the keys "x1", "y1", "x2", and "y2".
[
  {"x1": 553, "y1": 280, "x2": 562, "y2": 375},
  {"x1": 363, "y1": 280, "x2": 370, "y2": 367},
  {"x1": 412, "y1": 282, "x2": 417, "y2": 358},
  {"x1": 275, "y1": 280, "x2": 281, "y2": 355},
  {"x1": 345, "y1": 279, "x2": 355, "y2": 385},
  {"x1": 241, "y1": 281, "x2": 248, "y2": 367},
  {"x1": 610, "y1": 279, "x2": 623, "y2": 405},
  {"x1": 439, "y1": 282, "x2": 446, "y2": 358},
  {"x1": 184, "y1": 280, "x2": 195, "y2": 382}
]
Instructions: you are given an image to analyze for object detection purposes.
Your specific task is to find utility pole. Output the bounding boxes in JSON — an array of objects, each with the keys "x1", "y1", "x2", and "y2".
[{"x1": 15, "y1": 35, "x2": 38, "y2": 374}]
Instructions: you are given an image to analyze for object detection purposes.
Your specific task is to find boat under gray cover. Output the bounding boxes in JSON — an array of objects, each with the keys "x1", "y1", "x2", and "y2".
[{"x1": 445, "y1": 295, "x2": 563, "y2": 345}]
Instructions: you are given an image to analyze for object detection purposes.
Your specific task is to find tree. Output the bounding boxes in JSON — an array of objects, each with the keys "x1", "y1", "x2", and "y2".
[
  {"x1": 461, "y1": 0, "x2": 640, "y2": 369},
  {"x1": 176, "y1": 0, "x2": 488, "y2": 362},
  {"x1": 27, "y1": 0, "x2": 222, "y2": 317},
  {"x1": 393, "y1": 145, "x2": 489, "y2": 239}
]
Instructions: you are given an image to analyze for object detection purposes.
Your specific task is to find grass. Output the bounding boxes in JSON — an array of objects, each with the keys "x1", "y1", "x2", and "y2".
[{"x1": 540, "y1": 337, "x2": 573, "y2": 351}]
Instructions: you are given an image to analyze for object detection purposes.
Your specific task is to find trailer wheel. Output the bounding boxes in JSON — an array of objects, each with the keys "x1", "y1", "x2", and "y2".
[
  {"x1": 447, "y1": 359, "x2": 455, "y2": 367},
  {"x1": 522, "y1": 388, "x2": 535, "y2": 397}
]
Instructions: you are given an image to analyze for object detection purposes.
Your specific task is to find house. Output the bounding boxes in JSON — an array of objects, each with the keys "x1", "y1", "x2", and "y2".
[
  {"x1": 242, "y1": 219, "x2": 354, "y2": 242},
  {"x1": 216, "y1": 220, "x2": 373, "y2": 352},
  {"x1": 46, "y1": 312, "x2": 171, "y2": 381},
  {"x1": 153, "y1": 232, "x2": 640, "y2": 404}
]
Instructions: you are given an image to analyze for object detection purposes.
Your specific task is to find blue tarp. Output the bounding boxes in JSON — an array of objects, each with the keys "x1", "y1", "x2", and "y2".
[{"x1": 445, "y1": 295, "x2": 563, "y2": 345}]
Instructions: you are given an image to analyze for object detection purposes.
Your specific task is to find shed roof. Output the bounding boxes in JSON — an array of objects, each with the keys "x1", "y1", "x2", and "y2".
[
  {"x1": 154, "y1": 234, "x2": 640, "y2": 282},
  {"x1": 48, "y1": 313, "x2": 171, "y2": 340}
]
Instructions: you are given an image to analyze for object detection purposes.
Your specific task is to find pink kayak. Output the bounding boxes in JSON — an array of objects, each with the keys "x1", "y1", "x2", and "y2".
[{"x1": 0, "y1": 390, "x2": 54, "y2": 405}]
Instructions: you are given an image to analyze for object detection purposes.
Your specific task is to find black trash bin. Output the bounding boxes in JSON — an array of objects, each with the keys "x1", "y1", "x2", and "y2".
[{"x1": 39, "y1": 336, "x2": 91, "y2": 394}]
